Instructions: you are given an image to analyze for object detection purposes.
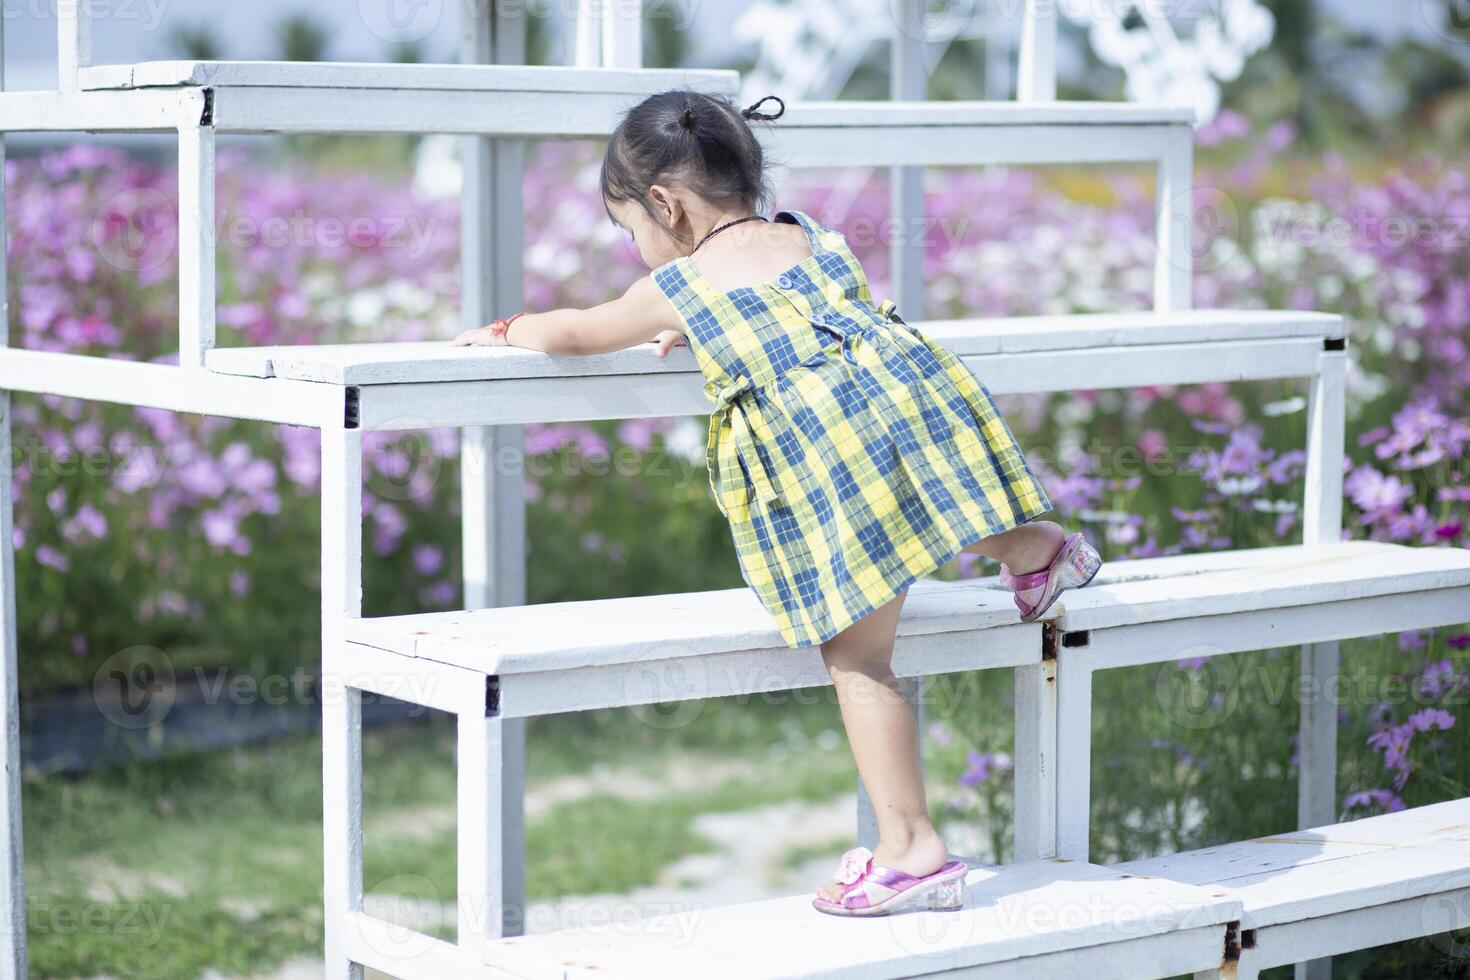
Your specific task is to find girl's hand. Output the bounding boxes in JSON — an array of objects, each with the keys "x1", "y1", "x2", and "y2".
[
  {"x1": 651, "y1": 329, "x2": 687, "y2": 358},
  {"x1": 452, "y1": 312, "x2": 524, "y2": 347},
  {"x1": 450, "y1": 325, "x2": 507, "y2": 347}
]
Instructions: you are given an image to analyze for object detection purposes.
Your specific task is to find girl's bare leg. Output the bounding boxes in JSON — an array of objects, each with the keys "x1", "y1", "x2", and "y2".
[
  {"x1": 962, "y1": 515, "x2": 1068, "y2": 575},
  {"x1": 816, "y1": 589, "x2": 949, "y2": 903}
]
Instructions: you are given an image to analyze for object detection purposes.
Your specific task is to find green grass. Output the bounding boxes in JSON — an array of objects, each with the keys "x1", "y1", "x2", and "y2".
[{"x1": 25, "y1": 691, "x2": 854, "y2": 978}]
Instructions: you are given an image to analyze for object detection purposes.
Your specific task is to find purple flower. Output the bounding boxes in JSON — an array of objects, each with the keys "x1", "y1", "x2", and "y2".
[
  {"x1": 958, "y1": 750, "x2": 992, "y2": 788},
  {"x1": 35, "y1": 546, "x2": 69, "y2": 572},
  {"x1": 1407, "y1": 707, "x2": 1455, "y2": 732},
  {"x1": 1343, "y1": 789, "x2": 1406, "y2": 813},
  {"x1": 412, "y1": 543, "x2": 444, "y2": 576}
]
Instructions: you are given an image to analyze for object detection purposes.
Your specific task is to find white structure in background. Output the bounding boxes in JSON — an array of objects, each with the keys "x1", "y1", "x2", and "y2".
[
  {"x1": 4, "y1": 2, "x2": 1470, "y2": 980},
  {"x1": 1078, "y1": 0, "x2": 1276, "y2": 123},
  {"x1": 735, "y1": 0, "x2": 1014, "y2": 101},
  {"x1": 733, "y1": 0, "x2": 1275, "y2": 123}
]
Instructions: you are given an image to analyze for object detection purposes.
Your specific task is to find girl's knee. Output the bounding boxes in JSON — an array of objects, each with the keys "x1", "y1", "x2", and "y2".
[{"x1": 821, "y1": 635, "x2": 894, "y2": 675}]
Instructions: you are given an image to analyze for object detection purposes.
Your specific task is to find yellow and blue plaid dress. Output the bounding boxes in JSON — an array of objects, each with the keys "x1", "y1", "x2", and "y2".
[{"x1": 653, "y1": 209, "x2": 1053, "y2": 648}]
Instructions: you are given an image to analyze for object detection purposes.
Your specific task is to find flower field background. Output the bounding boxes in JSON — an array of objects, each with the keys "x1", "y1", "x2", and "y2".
[{"x1": 10, "y1": 112, "x2": 1470, "y2": 974}]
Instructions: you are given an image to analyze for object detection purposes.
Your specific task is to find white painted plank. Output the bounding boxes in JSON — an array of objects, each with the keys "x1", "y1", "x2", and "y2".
[
  {"x1": 206, "y1": 86, "x2": 701, "y2": 137},
  {"x1": 770, "y1": 123, "x2": 1188, "y2": 169},
  {"x1": 780, "y1": 101, "x2": 1194, "y2": 127},
  {"x1": 1131, "y1": 841, "x2": 1470, "y2": 931},
  {"x1": 0, "y1": 348, "x2": 341, "y2": 426},
  {"x1": 1247, "y1": 884, "x2": 1470, "y2": 975},
  {"x1": 0, "y1": 89, "x2": 198, "y2": 132},
  {"x1": 1055, "y1": 542, "x2": 1470, "y2": 633},
  {"x1": 348, "y1": 338, "x2": 1329, "y2": 430},
  {"x1": 95, "y1": 89, "x2": 1192, "y2": 143},
  {"x1": 479, "y1": 859, "x2": 1239, "y2": 979},
  {"x1": 495, "y1": 624, "x2": 1040, "y2": 718},
  {"x1": 343, "y1": 542, "x2": 1465, "y2": 674},
  {"x1": 344, "y1": 576, "x2": 1029, "y2": 675},
  {"x1": 203, "y1": 310, "x2": 1343, "y2": 384},
  {"x1": 77, "y1": 60, "x2": 737, "y2": 94},
  {"x1": 1081, "y1": 586, "x2": 1470, "y2": 669}
]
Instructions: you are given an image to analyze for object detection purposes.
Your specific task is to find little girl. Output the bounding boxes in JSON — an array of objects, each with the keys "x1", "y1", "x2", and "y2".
[{"x1": 453, "y1": 90, "x2": 1102, "y2": 917}]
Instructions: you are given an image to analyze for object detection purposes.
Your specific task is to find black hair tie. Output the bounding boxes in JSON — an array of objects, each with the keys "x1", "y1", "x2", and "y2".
[{"x1": 741, "y1": 94, "x2": 785, "y2": 122}]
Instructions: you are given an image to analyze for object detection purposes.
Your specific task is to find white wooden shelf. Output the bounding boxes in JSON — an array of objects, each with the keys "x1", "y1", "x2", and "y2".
[
  {"x1": 474, "y1": 858, "x2": 1240, "y2": 979},
  {"x1": 1115, "y1": 797, "x2": 1470, "y2": 978},
  {"x1": 53, "y1": 60, "x2": 740, "y2": 136},
  {"x1": 1058, "y1": 538, "x2": 1470, "y2": 637},
  {"x1": 205, "y1": 310, "x2": 1342, "y2": 385},
  {"x1": 192, "y1": 309, "x2": 1346, "y2": 430},
  {"x1": 345, "y1": 576, "x2": 1036, "y2": 718},
  {"x1": 469, "y1": 798, "x2": 1470, "y2": 980},
  {"x1": 78, "y1": 60, "x2": 739, "y2": 95},
  {"x1": 340, "y1": 541, "x2": 1468, "y2": 719}
]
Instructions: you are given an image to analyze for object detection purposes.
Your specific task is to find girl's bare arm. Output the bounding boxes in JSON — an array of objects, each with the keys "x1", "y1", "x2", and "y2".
[{"x1": 451, "y1": 274, "x2": 685, "y2": 356}]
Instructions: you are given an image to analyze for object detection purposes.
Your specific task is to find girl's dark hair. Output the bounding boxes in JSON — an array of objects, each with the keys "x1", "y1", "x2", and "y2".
[{"x1": 600, "y1": 90, "x2": 786, "y2": 237}]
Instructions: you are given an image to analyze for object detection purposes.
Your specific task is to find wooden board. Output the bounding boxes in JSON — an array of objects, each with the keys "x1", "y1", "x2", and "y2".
[
  {"x1": 480, "y1": 859, "x2": 1240, "y2": 980},
  {"x1": 204, "y1": 310, "x2": 1343, "y2": 386},
  {"x1": 344, "y1": 577, "x2": 1026, "y2": 677},
  {"x1": 344, "y1": 542, "x2": 1467, "y2": 678},
  {"x1": 1114, "y1": 798, "x2": 1470, "y2": 930},
  {"x1": 77, "y1": 60, "x2": 740, "y2": 95},
  {"x1": 1054, "y1": 541, "x2": 1470, "y2": 632}
]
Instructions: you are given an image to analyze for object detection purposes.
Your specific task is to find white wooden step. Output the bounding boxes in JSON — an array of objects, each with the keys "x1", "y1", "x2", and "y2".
[
  {"x1": 344, "y1": 576, "x2": 1038, "y2": 717},
  {"x1": 206, "y1": 309, "x2": 1343, "y2": 385},
  {"x1": 77, "y1": 60, "x2": 740, "y2": 96},
  {"x1": 479, "y1": 857, "x2": 1242, "y2": 980},
  {"x1": 1052, "y1": 541, "x2": 1470, "y2": 663},
  {"x1": 769, "y1": 100, "x2": 1194, "y2": 167},
  {"x1": 1115, "y1": 797, "x2": 1470, "y2": 930},
  {"x1": 68, "y1": 61, "x2": 1189, "y2": 145},
  {"x1": 70, "y1": 60, "x2": 738, "y2": 137},
  {"x1": 1112, "y1": 798, "x2": 1470, "y2": 975},
  {"x1": 342, "y1": 542, "x2": 1469, "y2": 717}
]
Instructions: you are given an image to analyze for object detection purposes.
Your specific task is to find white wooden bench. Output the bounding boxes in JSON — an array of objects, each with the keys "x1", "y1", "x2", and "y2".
[
  {"x1": 4, "y1": 5, "x2": 1462, "y2": 980},
  {"x1": 1121, "y1": 796, "x2": 1470, "y2": 979},
  {"x1": 450, "y1": 798, "x2": 1470, "y2": 980},
  {"x1": 1052, "y1": 540, "x2": 1470, "y2": 860},
  {"x1": 333, "y1": 539, "x2": 1470, "y2": 976}
]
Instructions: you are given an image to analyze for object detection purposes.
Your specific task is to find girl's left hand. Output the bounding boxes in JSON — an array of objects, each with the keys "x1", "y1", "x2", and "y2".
[
  {"x1": 451, "y1": 325, "x2": 507, "y2": 347},
  {"x1": 651, "y1": 329, "x2": 687, "y2": 358}
]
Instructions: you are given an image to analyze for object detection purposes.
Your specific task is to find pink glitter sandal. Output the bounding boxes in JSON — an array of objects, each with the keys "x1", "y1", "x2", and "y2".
[
  {"x1": 1000, "y1": 530, "x2": 1103, "y2": 623},
  {"x1": 812, "y1": 846, "x2": 968, "y2": 917}
]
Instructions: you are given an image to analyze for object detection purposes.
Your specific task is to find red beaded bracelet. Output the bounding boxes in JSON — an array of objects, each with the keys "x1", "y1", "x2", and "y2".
[{"x1": 488, "y1": 311, "x2": 526, "y2": 343}]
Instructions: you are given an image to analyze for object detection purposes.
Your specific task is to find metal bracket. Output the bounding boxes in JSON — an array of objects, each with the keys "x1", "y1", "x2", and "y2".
[
  {"x1": 1042, "y1": 622, "x2": 1059, "y2": 660},
  {"x1": 1323, "y1": 336, "x2": 1346, "y2": 351},
  {"x1": 343, "y1": 387, "x2": 360, "y2": 429},
  {"x1": 201, "y1": 88, "x2": 215, "y2": 126},
  {"x1": 486, "y1": 676, "x2": 501, "y2": 717},
  {"x1": 1062, "y1": 629, "x2": 1091, "y2": 649},
  {"x1": 1223, "y1": 920, "x2": 1242, "y2": 962}
]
